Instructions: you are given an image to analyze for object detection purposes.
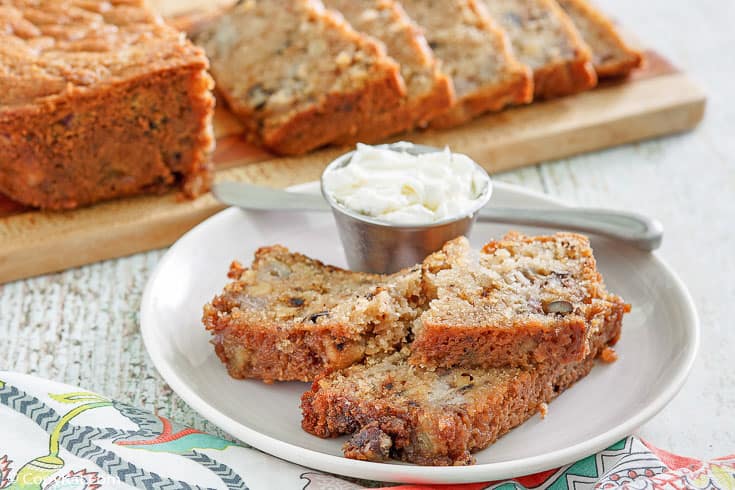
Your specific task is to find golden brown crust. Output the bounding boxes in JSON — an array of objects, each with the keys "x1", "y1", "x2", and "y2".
[
  {"x1": 206, "y1": 315, "x2": 371, "y2": 384},
  {"x1": 260, "y1": 74, "x2": 405, "y2": 155},
  {"x1": 556, "y1": 0, "x2": 643, "y2": 78},
  {"x1": 331, "y1": 72, "x2": 454, "y2": 144},
  {"x1": 410, "y1": 315, "x2": 588, "y2": 369},
  {"x1": 0, "y1": 0, "x2": 214, "y2": 210},
  {"x1": 532, "y1": 56, "x2": 598, "y2": 99},
  {"x1": 301, "y1": 303, "x2": 625, "y2": 465},
  {"x1": 531, "y1": 0, "x2": 597, "y2": 98},
  {"x1": 429, "y1": 69, "x2": 532, "y2": 129}
]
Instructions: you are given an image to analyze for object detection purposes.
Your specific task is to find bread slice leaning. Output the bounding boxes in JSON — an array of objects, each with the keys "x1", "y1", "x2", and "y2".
[
  {"x1": 196, "y1": 0, "x2": 405, "y2": 155},
  {"x1": 202, "y1": 245, "x2": 422, "y2": 383},
  {"x1": 412, "y1": 233, "x2": 629, "y2": 369},
  {"x1": 556, "y1": 0, "x2": 643, "y2": 78},
  {"x1": 480, "y1": 0, "x2": 598, "y2": 98},
  {"x1": 322, "y1": 0, "x2": 455, "y2": 141},
  {"x1": 399, "y1": 0, "x2": 533, "y2": 128}
]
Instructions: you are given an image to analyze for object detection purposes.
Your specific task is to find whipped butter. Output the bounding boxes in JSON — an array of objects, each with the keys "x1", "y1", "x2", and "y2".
[{"x1": 323, "y1": 143, "x2": 490, "y2": 225}]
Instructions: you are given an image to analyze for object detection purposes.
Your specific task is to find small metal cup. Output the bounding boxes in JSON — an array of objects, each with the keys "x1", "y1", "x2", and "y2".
[{"x1": 321, "y1": 143, "x2": 492, "y2": 274}]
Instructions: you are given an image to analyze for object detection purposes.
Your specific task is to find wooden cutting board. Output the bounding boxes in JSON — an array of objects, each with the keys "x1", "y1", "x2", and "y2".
[{"x1": 0, "y1": 2, "x2": 706, "y2": 283}]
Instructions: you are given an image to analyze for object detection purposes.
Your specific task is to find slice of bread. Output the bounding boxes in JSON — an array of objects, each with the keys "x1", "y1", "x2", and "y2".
[
  {"x1": 301, "y1": 296, "x2": 624, "y2": 465},
  {"x1": 322, "y1": 0, "x2": 455, "y2": 141},
  {"x1": 196, "y1": 0, "x2": 405, "y2": 155},
  {"x1": 203, "y1": 245, "x2": 422, "y2": 383},
  {"x1": 556, "y1": 0, "x2": 643, "y2": 78},
  {"x1": 398, "y1": 0, "x2": 533, "y2": 128},
  {"x1": 479, "y1": 0, "x2": 598, "y2": 98},
  {"x1": 411, "y1": 232, "x2": 629, "y2": 369}
]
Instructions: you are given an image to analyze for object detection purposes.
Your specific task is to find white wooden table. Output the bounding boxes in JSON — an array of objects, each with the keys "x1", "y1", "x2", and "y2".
[{"x1": 1, "y1": 0, "x2": 733, "y2": 464}]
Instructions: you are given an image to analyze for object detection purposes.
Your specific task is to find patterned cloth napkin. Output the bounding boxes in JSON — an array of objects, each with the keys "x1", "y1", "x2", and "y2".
[{"x1": 1, "y1": 372, "x2": 733, "y2": 490}]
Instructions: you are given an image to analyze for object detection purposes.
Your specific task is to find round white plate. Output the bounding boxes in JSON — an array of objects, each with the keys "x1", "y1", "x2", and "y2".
[{"x1": 140, "y1": 181, "x2": 699, "y2": 484}]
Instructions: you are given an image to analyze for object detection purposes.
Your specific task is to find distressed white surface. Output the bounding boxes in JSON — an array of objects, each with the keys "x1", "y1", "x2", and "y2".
[{"x1": 0, "y1": 0, "x2": 733, "y2": 466}]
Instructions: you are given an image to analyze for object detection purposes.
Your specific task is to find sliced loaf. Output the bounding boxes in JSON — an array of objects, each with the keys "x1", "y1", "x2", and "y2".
[
  {"x1": 556, "y1": 0, "x2": 643, "y2": 78},
  {"x1": 399, "y1": 0, "x2": 533, "y2": 128},
  {"x1": 480, "y1": 0, "x2": 598, "y2": 98},
  {"x1": 323, "y1": 0, "x2": 454, "y2": 141},
  {"x1": 196, "y1": 0, "x2": 405, "y2": 155}
]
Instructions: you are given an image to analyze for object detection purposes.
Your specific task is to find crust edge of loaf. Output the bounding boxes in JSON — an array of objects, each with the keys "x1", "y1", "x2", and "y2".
[
  {"x1": 558, "y1": 0, "x2": 644, "y2": 78},
  {"x1": 0, "y1": 64, "x2": 215, "y2": 210},
  {"x1": 429, "y1": 68, "x2": 533, "y2": 129}
]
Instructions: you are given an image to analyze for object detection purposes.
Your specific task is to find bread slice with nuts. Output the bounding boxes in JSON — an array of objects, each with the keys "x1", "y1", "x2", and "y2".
[
  {"x1": 196, "y1": 0, "x2": 405, "y2": 155},
  {"x1": 203, "y1": 245, "x2": 423, "y2": 383},
  {"x1": 411, "y1": 232, "x2": 629, "y2": 369},
  {"x1": 398, "y1": 0, "x2": 533, "y2": 128},
  {"x1": 301, "y1": 296, "x2": 624, "y2": 465},
  {"x1": 322, "y1": 0, "x2": 455, "y2": 140},
  {"x1": 479, "y1": 0, "x2": 598, "y2": 98},
  {"x1": 556, "y1": 0, "x2": 643, "y2": 78}
]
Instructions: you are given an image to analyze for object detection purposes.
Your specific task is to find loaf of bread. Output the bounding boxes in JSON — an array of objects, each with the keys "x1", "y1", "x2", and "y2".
[
  {"x1": 412, "y1": 233, "x2": 628, "y2": 369},
  {"x1": 399, "y1": 0, "x2": 533, "y2": 128},
  {"x1": 322, "y1": 0, "x2": 454, "y2": 141},
  {"x1": 196, "y1": 0, "x2": 406, "y2": 155},
  {"x1": 479, "y1": 0, "x2": 598, "y2": 99},
  {"x1": 301, "y1": 296, "x2": 624, "y2": 465},
  {"x1": 203, "y1": 245, "x2": 422, "y2": 383},
  {"x1": 0, "y1": 0, "x2": 215, "y2": 210},
  {"x1": 556, "y1": 0, "x2": 643, "y2": 78}
]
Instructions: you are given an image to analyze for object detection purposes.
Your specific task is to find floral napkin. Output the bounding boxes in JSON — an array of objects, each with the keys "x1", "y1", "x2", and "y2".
[{"x1": 0, "y1": 372, "x2": 732, "y2": 490}]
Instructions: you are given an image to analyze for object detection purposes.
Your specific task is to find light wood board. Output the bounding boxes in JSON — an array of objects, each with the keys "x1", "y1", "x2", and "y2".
[{"x1": 0, "y1": 49, "x2": 706, "y2": 283}]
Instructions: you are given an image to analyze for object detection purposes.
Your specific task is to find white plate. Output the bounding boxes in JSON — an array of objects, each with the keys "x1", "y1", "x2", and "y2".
[{"x1": 140, "y1": 181, "x2": 699, "y2": 484}]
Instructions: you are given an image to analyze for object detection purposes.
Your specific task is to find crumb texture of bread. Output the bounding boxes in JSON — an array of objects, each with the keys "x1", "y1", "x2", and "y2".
[
  {"x1": 322, "y1": 0, "x2": 454, "y2": 140},
  {"x1": 412, "y1": 233, "x2": 628, "y2": 369},
  {"x1": 203, "y1": 245, "x2": 423, "y2": 383},
  {"x1": 301, "y1": 297, "x2": 624, "y2": 466},
  {"x1": 204, "y1": 232, "x2": 629, "y2": 464},
  {"x1": 0, "y1": 0, "x2": 214, "y2": 210},
  {"x1": 196, "y1": 0, "x2": 405, "y2": 155},
  {"x1": 205, "y1": 232, "x2": 630, "y2": 381},
  {"x1": 479, "y1": 0, "x2": 598, "y2": 98},
  {"x1": 399, "y1": 0, "x2": 532, "y2": 128},
  {"x1": 556, "y1": 0, "x2": 643, "y2": 78}
]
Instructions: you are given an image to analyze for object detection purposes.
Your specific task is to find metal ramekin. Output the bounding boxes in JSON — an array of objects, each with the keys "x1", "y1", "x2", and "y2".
[{"x1": 321, "y1": 143, "x2": 493, "y2": 274}]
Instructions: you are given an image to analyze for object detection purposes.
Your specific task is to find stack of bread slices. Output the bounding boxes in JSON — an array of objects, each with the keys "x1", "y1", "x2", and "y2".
[
  {"x1": 196, "y1": 0, "x2": 643, "y2": 155},
  {"x1": 203, "y1": 232, "x2": 630, "y2": 465}
]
